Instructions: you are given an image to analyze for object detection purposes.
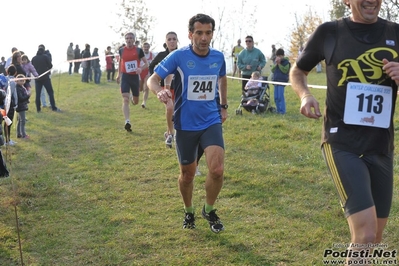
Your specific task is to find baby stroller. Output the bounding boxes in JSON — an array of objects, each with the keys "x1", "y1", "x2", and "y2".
[{"x1": 235, "y1": 76, "x2": 273, "y2": 115}]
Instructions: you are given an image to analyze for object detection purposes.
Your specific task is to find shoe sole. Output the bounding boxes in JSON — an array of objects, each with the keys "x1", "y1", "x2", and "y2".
[
  {"x1": 183, "y1": 224, "x2": 196, "y2": 229},
  {"x1": 202, "y1": 211, "x2": 224, "y2": 234},
  {"x1": 210, "y1": 225, "x2": 224, "y2": 233}
]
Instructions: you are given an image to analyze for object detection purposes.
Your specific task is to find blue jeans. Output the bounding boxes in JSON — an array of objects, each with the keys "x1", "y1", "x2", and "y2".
[
  {"x1": 82, "y1": 67, "x2": 89, "y2": 82},
  {"x1": 274, "y1": 85, "x2": 286, "y2": 114},
  {"x1": 41, "y1": 86, "x2": 49, "y2": 107},
  {"x1": 17, "y1": 111, "x2": 26, "y2": 137},
  {"x1": 93, "y1": 67, "x2": 101, "y2": 84}
]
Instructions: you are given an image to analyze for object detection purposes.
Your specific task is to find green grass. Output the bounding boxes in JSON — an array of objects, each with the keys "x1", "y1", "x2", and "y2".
[{"x1": 0, "y1": 72, "x2": 398, "y2": 265}]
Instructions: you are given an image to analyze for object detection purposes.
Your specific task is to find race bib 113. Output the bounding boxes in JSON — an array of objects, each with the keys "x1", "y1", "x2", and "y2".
[{"x1": 343, "y1": 82, "x2": 392, "y2": 128}]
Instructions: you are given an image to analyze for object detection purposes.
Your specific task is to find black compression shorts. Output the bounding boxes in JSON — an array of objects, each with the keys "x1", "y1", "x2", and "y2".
[
  {"x1": 175, "y1": 123, "x2": 224, "y2": 165},
  {"x1": 322, "y1": 143, "x2": 393, "y2": 218}
]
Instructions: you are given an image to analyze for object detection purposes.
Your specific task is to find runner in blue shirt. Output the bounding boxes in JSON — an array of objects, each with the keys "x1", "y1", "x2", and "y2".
[{"x1": 147, "y1": 13, "x2": 228, "y2": 233}]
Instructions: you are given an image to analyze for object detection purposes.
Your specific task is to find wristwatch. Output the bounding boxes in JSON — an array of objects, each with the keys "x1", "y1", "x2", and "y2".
[{"x1": 220, "y1": 104, "x2": 228, "y2": 109}]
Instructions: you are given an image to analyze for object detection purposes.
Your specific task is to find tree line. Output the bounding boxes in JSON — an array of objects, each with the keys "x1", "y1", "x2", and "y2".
[{"x1": 110, "y1": 0, "x2": 399, "y2": 64}]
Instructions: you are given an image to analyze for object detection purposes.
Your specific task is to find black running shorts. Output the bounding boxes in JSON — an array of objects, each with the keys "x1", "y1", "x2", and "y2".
[
  {"x1": 120, "y1": 73, "x2": 140, "y2": 96},
  {"x1": 175, "y1": 123, "x2": 224, "y2": 165},
  {"x1": 322, "y1": 143, "x2": 393, "y2": 218}
]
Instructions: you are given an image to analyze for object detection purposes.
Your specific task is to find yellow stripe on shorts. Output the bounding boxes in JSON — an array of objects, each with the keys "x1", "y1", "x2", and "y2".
[{"x1": 323, "y1": 143, "x2": 348, "y2": 206}]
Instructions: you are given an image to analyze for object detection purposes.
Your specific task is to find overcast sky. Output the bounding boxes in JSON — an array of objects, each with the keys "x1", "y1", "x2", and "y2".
[{"x1": 1, "y1": 0, "x2": 331, "y2": 72}]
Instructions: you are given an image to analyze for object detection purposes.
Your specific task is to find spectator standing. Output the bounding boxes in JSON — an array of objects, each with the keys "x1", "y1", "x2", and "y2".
[
  {"x1": 290, "y1": 0, "x2": 399, "y2": 264},
  {"x1": 105, "y1": 46, "x2": 115, "y2": 82},
  {"x1": 116, "y1": 32, "x2": 148, "y2": 132},
  {"x1": 81, "y1": 44, "x2": 91, "y2": 83},
  {"x1": 237, "y1": 36, "x2": 266, "y2": 90},
  {"x1": 39, "y1": 46, "x2": 52, "y2": 108},
  {"x1": 231, "y1": 39, "x2": 243, "y2": 78},
  {"x1": 31, "y1": 44, "x2": 60, "y2": 113},
  {"x1": 15, "y1": 74, "x2": 30, "y2": 139},
  {"x1": 4, "y1": 65, "x2": 18, "y2": 146},
  {"x1": 147, "y1": 13, "x2": 228, "y2": 233},
  {"x1": 271, "y1": 48, "x2": 290, "y2": 114},
  {"x1": 67, "y1": 42, "x2": 74, "y2": 75},
  {"x1": 0, "y1": 57, "x2": 6, "y2": 75},
  {"x1": 73, "y1": 44, "x2": 81, "y2": 73},
  {"x1": 270, "y1": 44, "x2": 277, "y2": 62},
  {"x1": 92, "y1": 48, "x2": 101, "y2": 84},
  {"x1": 316, "y1": 62, "x2": 322, "y2": 73},
  {"x1": 5, "y1": 47, "x2": 17, "y2": 69}
]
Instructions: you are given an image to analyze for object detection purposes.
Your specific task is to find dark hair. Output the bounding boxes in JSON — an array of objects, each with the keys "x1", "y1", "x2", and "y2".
[
  {"x1": 245, "y1": 36, "x2": 253, "y2": 41},
  {"x1": 188, "y1": 14, "x2": 215, "y2": 33},
  {"x1": 276, "y1": 48, "x2": 285, "y2": 56},
  {"x1": 21, "y1": 54, "x2": 30, "y2": 63},
  {"x1": 6, "y1": 64, "x2": 17, "y2": 77},
  {"x1": 166, "y1": 31, "x2": 177, "y2": 38}
]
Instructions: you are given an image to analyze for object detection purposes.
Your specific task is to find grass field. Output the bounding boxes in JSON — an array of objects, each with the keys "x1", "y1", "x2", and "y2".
[{"x1": 0, "y1": 71, "x2": 398, "y2": 265}]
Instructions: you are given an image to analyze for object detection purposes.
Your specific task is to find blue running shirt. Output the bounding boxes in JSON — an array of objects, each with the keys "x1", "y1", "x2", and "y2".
[{"x1": 154, "y1": 45, "x2": 226, "y2": 131}]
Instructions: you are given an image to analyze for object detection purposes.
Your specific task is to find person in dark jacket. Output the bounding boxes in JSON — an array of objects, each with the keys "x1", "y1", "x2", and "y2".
[
  {"x1": 31, "y1": 45, "x2": 60, "y2": 112},
  {"x1": 81, "y1": 44, "x2": 91, "y2": 82},
  {"x1": 92, "y1": 48, "x2": 101, "y2": 84},
  {"x1": 0, "y1": 57, "x2": 6, "y2": 75},
  {"x1": 15, "y1": 74, "x2": 30, "y2": 139},
  {"x1": 271, "y1": 48, "x2": 290, "y2": 114},
  {"x1": 73, "y1": 44, "x2": 81, "y2": 73}
]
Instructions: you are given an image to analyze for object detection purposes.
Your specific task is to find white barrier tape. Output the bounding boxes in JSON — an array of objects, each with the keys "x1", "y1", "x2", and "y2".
[
  {"x1": 66, "y1": 53, "x2": 118, "y2": 64},
  {"x1": 12, "y1": 54, "x2": 103, "y2": 82},
  {"x1": 13, "y1": 69, "x2": 52, "y2": 82},
  {"x1": 66, "y1": 55, "x2": 100, "y2": 63},
  {"x1": 227, "y1": 76, "x2": 327, "y2": 90}
]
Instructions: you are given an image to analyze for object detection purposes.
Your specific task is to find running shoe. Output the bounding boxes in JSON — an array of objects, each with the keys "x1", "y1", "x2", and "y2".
[
  {"x1": 165, "y1": 134, "x2": 173, "y2": 148},
  {"x1": 202, "y1": 205, "x2": 224, "y2": 233},
  {"x1": 124, "y1": 122, "x2": 132, "y2": 132},
  {"x1": 183, "y1": 212, "x2": 196, "y2": 229}
]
